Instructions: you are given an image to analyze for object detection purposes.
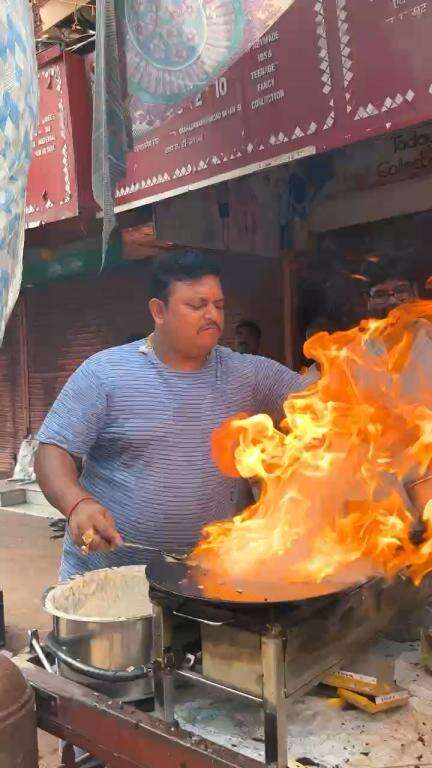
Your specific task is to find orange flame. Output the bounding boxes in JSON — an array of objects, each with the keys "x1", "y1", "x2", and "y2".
[
  {"x1": 195, "y1": 301, "x2": 432, "y2": 592},
  {"x1": 211, "y1": 413, "x2": 251, "y2": 477}
]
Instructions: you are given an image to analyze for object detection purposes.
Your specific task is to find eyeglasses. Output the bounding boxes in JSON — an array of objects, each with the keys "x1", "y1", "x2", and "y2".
[{"x1": 369, "y1": 285, "x2": 412, "y2": 302}]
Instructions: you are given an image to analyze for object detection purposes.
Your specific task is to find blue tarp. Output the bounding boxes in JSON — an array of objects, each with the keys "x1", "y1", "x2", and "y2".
[{"x1": 0, "y1": 0, "x2": 38, "y2": 344}]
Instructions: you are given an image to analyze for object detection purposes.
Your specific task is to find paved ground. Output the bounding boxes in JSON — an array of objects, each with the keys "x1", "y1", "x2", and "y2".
[
  {"x1": 0, "y1": 510, "x2": 63, "y2": 767},
  {"x1": 1, "y1": 500, "x2": 63, "y2": 519},
  {"x1": 0, "y1": 477, "x2": 63, "y2": 519}
]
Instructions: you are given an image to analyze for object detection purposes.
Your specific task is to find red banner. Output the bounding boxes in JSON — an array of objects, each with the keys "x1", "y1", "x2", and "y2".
[
  {"x1": 333, "y1": 0, "x2": 432, "y2": 138},
  {"x1": 26, "y1": 1, "x2": 432, "y2": 225},
  {"x1": 26, "y1": 48, "x2": 93, "y2": 229},
  {"x1": 115, "y1": 0, "x2": 432, "y2": 211}
]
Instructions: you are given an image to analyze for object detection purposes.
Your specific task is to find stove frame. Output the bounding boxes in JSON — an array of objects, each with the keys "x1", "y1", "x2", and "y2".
[
  {"x1": 18, "y1": 576, "x2": 405, "y2": 768},
  {"x1": 151, "y1": 576, "x2": 404, "y2": 768}
]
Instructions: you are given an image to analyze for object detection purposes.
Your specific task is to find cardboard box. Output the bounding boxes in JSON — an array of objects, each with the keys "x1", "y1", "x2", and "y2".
[{"x1": 338, "y1": 686, "x2": 409, "y2": 714}]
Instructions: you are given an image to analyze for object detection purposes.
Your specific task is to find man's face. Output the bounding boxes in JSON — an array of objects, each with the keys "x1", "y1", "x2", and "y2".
[
  {"x1": 235, "y1": 327, "x2": 260, "y2": 355},
  {"x1": 153, "y1": 275, "x2": 224, "y2": 356},
  {"x1": 367, "y1": 278, "x2": 417, "y2": 318}
]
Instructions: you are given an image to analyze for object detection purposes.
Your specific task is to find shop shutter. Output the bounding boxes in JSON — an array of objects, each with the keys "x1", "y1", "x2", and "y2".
[
  {"x1": 0, "y1": 299, "x2": 28, "y2": 476},
  {"x1": 26, "y1": 262, "x2": 154, "y2": 433}
]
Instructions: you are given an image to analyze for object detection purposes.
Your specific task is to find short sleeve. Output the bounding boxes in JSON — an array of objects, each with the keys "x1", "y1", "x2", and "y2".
[
  {"x1": 252, "y1": 356, "x2": 318, "y2": 423},
  {"x1": 37, "y1": 361, "x2": 107, "y2": 457}
]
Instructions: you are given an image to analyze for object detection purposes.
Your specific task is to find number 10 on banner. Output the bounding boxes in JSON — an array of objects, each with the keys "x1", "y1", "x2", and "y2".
[
  {"x1": 215, "y1": 77, "x2": 228, "y2": 98},
  {"x1": 215, "y1": 77, "x2": 228, "y2": 99},
  {"x1": 194, "y1": 77, "x2": 228, "y2": 109}
]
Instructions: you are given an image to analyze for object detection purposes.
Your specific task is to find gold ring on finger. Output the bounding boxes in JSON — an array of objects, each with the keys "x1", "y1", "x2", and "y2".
[{"x1": 82, "y1": 529, "x2": 94, "y2": 546}]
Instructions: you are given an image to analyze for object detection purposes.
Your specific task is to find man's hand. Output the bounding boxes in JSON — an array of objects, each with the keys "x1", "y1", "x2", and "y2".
[
  {"x1": 409, "y1": 516, "x2": 427, "y2": 546},
  {"x1": 68, "y1": 499, "x2": 123, "y2": 553},
  {"x1": 406, "y1": 477, "x2": 431, "y2": 546}
]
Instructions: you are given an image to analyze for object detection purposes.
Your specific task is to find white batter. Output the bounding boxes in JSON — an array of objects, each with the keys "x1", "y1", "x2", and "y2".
[{"x1": 45, "y1": 566, "x2": 152, "y2": 621}]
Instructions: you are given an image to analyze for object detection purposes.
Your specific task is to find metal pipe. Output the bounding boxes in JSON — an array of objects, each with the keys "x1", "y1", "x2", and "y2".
[
  {"x1": 28, "y1": 631, "x2": 53, "y2": 674},
  {"x1": 176, "y1": 669, "x2": 263, "y2": 704},
  {"x1": 44, "y1": 633, "x2": 150, "y2": 683},
  {"x1": 173, "y1": 610, "x2": 228, "y2": 627}
]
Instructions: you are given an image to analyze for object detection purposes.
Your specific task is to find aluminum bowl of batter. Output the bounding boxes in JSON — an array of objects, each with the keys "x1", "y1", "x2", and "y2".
[{"x1": 43, "y1": 565, "x2": 153, "y2": 701}]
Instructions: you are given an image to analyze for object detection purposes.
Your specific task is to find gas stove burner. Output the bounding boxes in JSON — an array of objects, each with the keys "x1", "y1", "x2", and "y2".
[
  {"x1": 146, "y1": 554, "x2": 362, "y2": 605},
  {"x1": 147, "y1": 562, "x2": 403, "y2": 768}
]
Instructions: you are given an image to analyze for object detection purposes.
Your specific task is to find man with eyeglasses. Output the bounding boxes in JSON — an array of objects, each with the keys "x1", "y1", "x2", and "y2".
[{"x1": 365, "y1": 260, "x2": 417, "y2": 319}]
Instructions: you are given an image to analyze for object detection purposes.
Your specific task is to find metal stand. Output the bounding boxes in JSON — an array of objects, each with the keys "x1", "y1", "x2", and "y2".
[
  {"x1": 152, "y1": 604, "x2": 176, "y2": 723},
  {"x1": 262, "y1": 630, "x2": 287, "y2": 768},
  {"x1": 153, "y1": 604, "x2": 289, "y2": 768}
]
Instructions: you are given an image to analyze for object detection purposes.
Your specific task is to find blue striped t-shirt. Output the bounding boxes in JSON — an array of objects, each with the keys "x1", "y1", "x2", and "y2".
[{"x1": 38, "y1": 342, "x2": 315, "y2": 580}]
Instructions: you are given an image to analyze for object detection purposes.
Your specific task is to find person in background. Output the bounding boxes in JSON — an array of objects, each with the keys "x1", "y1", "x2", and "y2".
[
  {"x1": 362, "y1": 255, "x2": 431, "y2": 640},
  {"x1": 235, "y1": 320, "x2": 262, "y2": 355},
  {"x1": 364, "y1": 256, "x2": 418, "y2": 319}
]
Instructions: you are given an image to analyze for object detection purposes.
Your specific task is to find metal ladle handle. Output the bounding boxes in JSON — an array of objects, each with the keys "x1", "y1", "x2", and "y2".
[
  {"x1": 80, "y1": 532, "x2": 188, "y2": 561},
  {"x1": 121, "y1": 542, "x2": 162, "y2": 553},
  {"x1": 121, "y1": 542, "x2": 188, "y2": 562}
]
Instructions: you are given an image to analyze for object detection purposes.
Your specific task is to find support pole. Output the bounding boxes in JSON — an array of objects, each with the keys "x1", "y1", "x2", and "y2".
[{"x1": 262, "y1": 629, "x2": 287, "y2": 768}]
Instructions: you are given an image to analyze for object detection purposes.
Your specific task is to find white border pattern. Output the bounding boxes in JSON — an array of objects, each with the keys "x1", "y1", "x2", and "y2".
[{"x1": 26, "y1": 65, "x2": 71, "y2": 218}]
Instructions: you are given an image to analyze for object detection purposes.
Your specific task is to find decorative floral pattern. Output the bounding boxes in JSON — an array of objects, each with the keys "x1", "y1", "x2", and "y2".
[
  {"x1": 120, "y1": 0, "x2": 296, "y2": 125},
  {"x1": 94, "y1": 0, "x2": 296, "y2": 255}
]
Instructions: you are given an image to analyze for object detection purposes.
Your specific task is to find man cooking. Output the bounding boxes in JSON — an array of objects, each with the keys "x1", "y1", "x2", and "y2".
[{"x1": 35, "y1": 251, "x2": 316, "y2": 581}]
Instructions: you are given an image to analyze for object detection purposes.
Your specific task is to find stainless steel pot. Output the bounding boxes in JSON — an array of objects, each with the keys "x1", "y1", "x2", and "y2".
[{"x1": 43, "y1": 565, "x2": 153, "y2": 702}]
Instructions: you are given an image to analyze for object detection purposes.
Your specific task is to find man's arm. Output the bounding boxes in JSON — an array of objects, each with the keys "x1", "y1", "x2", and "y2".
[
  {"x1": 35, "y1": 444, "x2": 122, "y2": 552},
  {"x1": 35, "y1": 360, "x2": 122, "y2": 553},
  {"x1": 252, "y1": 355, "x2": 318, "y2": 423}
]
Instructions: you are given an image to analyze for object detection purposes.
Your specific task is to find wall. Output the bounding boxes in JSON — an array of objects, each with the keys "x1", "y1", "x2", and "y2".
[
  {"x1": 310, "y1": 122, "x2": 432, "y2": 232},
  {"x1": 0, "y1": 302, "x2": 28, "y2": 476}
]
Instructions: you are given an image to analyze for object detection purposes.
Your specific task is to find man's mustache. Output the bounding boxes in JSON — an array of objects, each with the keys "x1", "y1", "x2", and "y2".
[{"x1": 199, "y1": 322, "x2": 221, "y2": 332}]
